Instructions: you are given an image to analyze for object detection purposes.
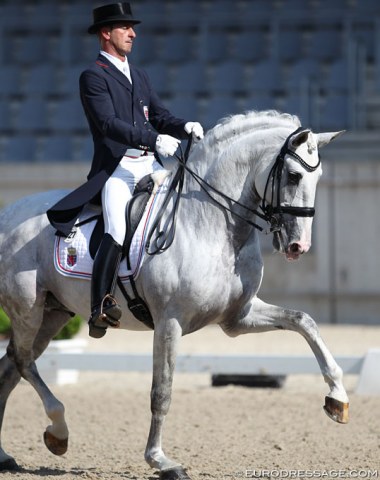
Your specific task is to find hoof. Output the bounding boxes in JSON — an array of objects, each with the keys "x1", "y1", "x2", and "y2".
[
  {"x1": 0, "y1": 458, "x2": 19, "y2": 471},
  {"x1": 43, "y1": 430, "x2": 68, "y2": 455},
  {"x1": 160, "y1": 466, "x2": 191, "y2": 480},
  {"x1": 323, "y1": 396, "x2": 349, "y2": 424}
]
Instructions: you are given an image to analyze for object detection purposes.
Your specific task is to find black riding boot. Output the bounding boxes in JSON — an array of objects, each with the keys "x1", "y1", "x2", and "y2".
[{"x1": 88, "y1": 233, "x2": 123, "y2": 339}]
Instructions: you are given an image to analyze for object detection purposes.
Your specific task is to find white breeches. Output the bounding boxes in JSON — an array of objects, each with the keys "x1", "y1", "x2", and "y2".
[{"x1": 102, "y1": 154, "x2": 164, "y2": 245}]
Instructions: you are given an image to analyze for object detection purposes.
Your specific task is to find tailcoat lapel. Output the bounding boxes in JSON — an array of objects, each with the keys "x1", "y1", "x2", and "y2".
[{"x1": 97, "y1": 54, "x2": 132, "y2": 91}]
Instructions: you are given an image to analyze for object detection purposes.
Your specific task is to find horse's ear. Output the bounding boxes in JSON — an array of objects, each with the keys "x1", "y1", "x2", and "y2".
[
  {"x1": 316, "y1": 130, "x2": 345, "y2": 148},
  {"x1": 290, "y1": 129, "x2": 311, "y2": 148}
]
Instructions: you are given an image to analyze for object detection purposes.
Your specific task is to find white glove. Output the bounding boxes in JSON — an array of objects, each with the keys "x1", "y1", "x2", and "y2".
[
  {"x1": 155, "y1": 134, "x2": 181, "y2": 157},
  {"x1": 184, "y1": 122, "x2": 204, "y2": 141}
]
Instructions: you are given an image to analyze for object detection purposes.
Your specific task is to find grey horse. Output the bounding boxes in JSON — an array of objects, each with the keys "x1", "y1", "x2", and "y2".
[{"x1": 0, "y1": 111, "x2": 348, "y2": 479}]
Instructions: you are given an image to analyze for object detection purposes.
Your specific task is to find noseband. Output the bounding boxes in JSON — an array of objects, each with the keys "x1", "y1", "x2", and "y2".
[{"x1": 261, "y1": 127, "x2": 321, "y2": 232}]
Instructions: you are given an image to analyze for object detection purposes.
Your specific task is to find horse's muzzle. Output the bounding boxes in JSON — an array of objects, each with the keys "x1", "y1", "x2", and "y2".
[{"x1": 286, "y1": 242, "x2": 308, "y2": 260}]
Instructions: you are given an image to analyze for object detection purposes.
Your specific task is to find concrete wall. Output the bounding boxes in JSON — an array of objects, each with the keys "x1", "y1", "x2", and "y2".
[{"x1": 0, "y1": 132, "x2": 379, "y2": 324}]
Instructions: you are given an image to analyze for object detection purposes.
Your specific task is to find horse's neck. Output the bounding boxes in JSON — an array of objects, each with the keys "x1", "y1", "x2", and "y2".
[{"x1": 180, "y1": 141, "x2": 263, "y2": 249}]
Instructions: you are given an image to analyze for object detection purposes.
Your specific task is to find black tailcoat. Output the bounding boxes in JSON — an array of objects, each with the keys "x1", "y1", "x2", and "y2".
[{"x1": 47, "y1": 54, "x2": 188, "y2": 236}]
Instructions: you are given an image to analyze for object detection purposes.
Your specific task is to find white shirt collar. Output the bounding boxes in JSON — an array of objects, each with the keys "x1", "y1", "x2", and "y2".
[{"x1": 100, "y1": 51, "x2": 132, "y2": 83}]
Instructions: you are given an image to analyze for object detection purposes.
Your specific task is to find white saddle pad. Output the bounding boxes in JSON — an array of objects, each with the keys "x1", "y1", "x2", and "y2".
[{"x1": 54, "y1": 179, "x2": 168, "y2": 283}]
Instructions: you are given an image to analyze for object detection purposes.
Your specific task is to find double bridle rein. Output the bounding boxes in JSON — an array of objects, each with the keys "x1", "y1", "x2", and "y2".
[{"x1": 146, "y1": 127, "x2": 321, "y2": 255}]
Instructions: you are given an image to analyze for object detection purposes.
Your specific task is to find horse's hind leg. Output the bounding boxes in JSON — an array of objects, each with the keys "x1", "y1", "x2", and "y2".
[
  {"x1": 221, "y1": 296, "x2": 349, "y2": 424},
  {"x1": 0, "y1": 352, "x2": 22, "y2": 471},
  {"x1": 10, "y1": 305, "x2": 73, "y2": 457}
]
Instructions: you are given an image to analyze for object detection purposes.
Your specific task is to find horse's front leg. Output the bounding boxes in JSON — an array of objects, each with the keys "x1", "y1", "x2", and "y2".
[
  {"x1": 145, "y1": 318, "x2": 191, "y2": 480},
  {"x1": 221, "y1": 296, "x2": 349, "y2": 424}
]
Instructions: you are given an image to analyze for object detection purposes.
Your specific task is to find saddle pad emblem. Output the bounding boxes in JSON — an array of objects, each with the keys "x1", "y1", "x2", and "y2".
[
  {"x1": 54, "y1": 180, "x2": 168, "y2": 283},
  {"x1": 66, "y1": 247, "x2": 77, "y2": 268}
]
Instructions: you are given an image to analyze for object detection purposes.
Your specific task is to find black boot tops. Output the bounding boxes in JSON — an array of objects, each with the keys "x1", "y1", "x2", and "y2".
[{"x1": 88, "y1": 233, "x2": 123, "y2": 339}]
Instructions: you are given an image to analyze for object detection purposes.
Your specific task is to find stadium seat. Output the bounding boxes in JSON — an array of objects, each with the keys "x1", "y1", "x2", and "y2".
[
  {"x1": 50, "y1": 99, "x2": 87, "y2": 132},
  {"x1": 203, "y1": 0, "x2": 240, "y2": 25},
  {"x1": 349, "y1": 24, "x2": 376, "y2": 62},
  {"x1": 133, "y1": 2, "x2": 167, "y2": 27},
  {"x1": 7, "y1": 34, "x2": 54, "y2": 65},
  {"x1": 22, "y1": 64, "x2": 58, "y2": 96},
  {"x1": 200, "y1": 95, "x2": 241, "y2": 130},
  {"x1": 0, "y1": 135, "x2": 37, "y2": 163},
  {"x1": 249, "y1": 59, "x2": 285, "y2": 94},
  {"x1": 281, "y1": 92, "x2": 313, "y2": 125},
  {"x1": 200, "y1": 30, "x2": 229, "y2": 64},
  {"x1": 315, "y1": 0, "x2": 347, "y2": 8},
  {"x1": 354, "y1": 0, "x2": 380, "y2": 11},
  {"x1": 57, "y1": 66, "x2": 83, "y2": 96},
  {"x1": 0, "y1": 101, "x2": 12, "y2": 131},
  {"x1": 1, "y1": 65, "x2": 22, "y2": 97},
  {"x1": 62, "y1": 3, "x2": 90, "y2": 27},
  {"x1": 210, "y1": 60, "x2": 247, "y2": 95},
  {"x1": 167, "y1": 1, "x2": 201, "y2": 27},
  {"x1": 13, "y1": 98, "x2": 50, "y2": 131},
  {"x1": 275, "y1": 29, "x2": 305, "y2": 63},
  {"x1": 238, "y1": 1, "x2": 275, "y2": 23},
  {"x1": 0, "y1": 4, "x2": 30, "y2": 28},
  {"x1": 172, "y1": 61, "x2": 208, "y2": 95},
  {"x1": 232, "y1": 30, "x2": 269, "y2": 63},
  {"x1": 69, "y1": 34, "x2": 98, "y2": 65},
  {"x1": 318, "y1": 93, "x2": 349, "y2": 130},
  {"x1": 244, "y1": 93, "x2": 277, "y2": 112},
  {"x1": 74, "y1": 135, "x2": 93, "y2": 162},
  {"x1": 285, "y1": 58, "x2": 320, "y2": 92},
  {"x1": 322, "y1": 59, "x2": 351, "y2": 93},
  {"x1": 172, "y1": 61, "x2": 208, "y2": 94},
  {"x1": 26, "y1": 2, "x2": 62, "y2": 28},
  {"x1": 39, "y1": 135, "x2": 74, "y2": 162},
  {"x1": 131, "y1": 32, "x2": 157, "y2": 64},
  {"x1": 308, "y1": 29, "x2": 343, "y2": 63},
  {"x1": 143, "y1": 62, "x2": 172, "y2": 96},
  {"x1": 158, "y1": 32, "x2": 195, "y2": 64},
  {"x1": 165, "y1": 95, "x2": 199, "y2": 120}
]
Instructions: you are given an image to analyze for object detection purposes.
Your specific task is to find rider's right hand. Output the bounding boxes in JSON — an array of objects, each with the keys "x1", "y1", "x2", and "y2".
[{"x1": 155, "y1": 134, "x2": 181, "y2": 157}]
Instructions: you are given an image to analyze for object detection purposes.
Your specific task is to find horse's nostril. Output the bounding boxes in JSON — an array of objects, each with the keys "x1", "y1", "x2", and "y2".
[{"x1": 290, "y1": 243, "x2": 301, "y2": 253}]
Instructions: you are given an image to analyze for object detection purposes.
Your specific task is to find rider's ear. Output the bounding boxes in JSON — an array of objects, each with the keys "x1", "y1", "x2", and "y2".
[{"x1": 290, "y1": 129, "x2": 311, "y2": 148}]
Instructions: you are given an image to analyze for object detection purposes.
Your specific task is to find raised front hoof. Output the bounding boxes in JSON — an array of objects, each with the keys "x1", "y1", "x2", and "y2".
[
  {"x1": 0, "y1": 458, "x2": 19, "y2": 471},
  {"x1": 323, "y1": 396, "x2": 349, "y2": 424},
  {"x1": 159, "y1": 466, "x2": 192, "y2": 480},
  {"x1": 44, "y1": 430, "x2": 68, "y2": 455}
]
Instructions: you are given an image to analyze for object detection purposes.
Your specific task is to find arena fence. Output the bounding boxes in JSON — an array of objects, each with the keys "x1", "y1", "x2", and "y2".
[{"x1": 1, "y1": 341, "x2": 378, "y2": 394}]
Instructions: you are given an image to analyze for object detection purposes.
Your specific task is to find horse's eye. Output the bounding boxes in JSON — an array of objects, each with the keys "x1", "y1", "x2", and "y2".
[{"x1": 288, "y1": 171, "x2": 301, "y2": 185}]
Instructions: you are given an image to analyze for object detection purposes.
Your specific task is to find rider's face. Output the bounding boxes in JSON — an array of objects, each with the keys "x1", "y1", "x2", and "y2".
[{"x1": 101, "y1": 22, "x2": 136, "y2": 59}]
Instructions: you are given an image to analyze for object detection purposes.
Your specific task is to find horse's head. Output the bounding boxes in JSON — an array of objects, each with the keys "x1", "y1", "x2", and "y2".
[{"x1": 256, "y1": 127, "x2": 344, "y2": 260}]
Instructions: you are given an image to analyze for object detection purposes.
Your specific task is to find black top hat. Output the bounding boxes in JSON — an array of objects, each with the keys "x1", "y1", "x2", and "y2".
[{"x1": 88, "y1": 2, "x2": 141, "y2": 34}]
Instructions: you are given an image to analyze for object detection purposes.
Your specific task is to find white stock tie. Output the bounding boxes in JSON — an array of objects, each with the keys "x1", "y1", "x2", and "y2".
[{"x1": 123, "y1": 62, "x2": 132, "y2": 84}]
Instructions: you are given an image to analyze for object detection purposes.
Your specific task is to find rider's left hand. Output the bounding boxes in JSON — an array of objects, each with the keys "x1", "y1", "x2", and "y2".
[{"x1": 184, "y1": 122, "x2": 204, "y2": 141}]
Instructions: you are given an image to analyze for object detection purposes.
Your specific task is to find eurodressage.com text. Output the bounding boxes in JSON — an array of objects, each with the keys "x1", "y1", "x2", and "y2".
[{"x1": 229, "y1": 469, "x2": 379, "y2": 479}]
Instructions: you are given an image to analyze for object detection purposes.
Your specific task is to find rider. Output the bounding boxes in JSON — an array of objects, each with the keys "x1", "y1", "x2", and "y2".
[{"x1": 47, "y1": 2, "x2": 204, "y2": 339}]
